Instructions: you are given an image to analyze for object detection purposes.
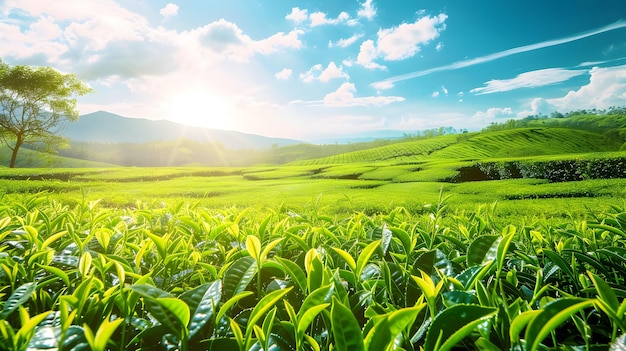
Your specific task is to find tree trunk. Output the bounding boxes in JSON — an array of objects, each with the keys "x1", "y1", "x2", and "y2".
[{"x1": 9, "y1": 138, "x2": 22, "y2": 168}]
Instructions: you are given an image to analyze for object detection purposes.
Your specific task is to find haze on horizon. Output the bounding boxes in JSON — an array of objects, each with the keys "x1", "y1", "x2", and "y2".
[{"x1": 1, "y1": 0, "x2": 626, "y2": 141}]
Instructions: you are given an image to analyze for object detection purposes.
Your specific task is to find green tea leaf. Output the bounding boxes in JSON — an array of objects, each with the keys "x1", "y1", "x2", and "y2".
[
  {"x1": 425, "y1": 304, "x2": 497, "y2": 351},
  {"x1": 299, "y1": 283, "x2": 333, "y2": 319},
  {"x1": 247, "y1": 287, "x2": 293, "y2": 333},
  {"x1": 246, "y1": 235, "x2": 261, "y2": 261},
  {"x1": 467, "y1": 235, "x2": 499, "y2": 266},
  {"x1": 543, "y1": 250, "x2": 576, "y2": 282},
  {"x1": 331, "y1": 297, "x2": 364, "y2": 351},
  {"x1": 36, "y1": 263, "x2": 71, "y2": 287},
  {"x1": 364, "y1": 304, "x2": 425, "y2": 351},
  {"x1": 587, "y1": 271, "x2": 619, "y2": 312},
  {"x1": 0, "y1": 282, "x2": 37, "y2": 319},
  {"x1": 357, "y1": 239, "x2": 381, "y2": 279},
  {"x1": 179, "y1": 280, "x2": 222, "y2": 339},
  {"x1": 276, "y1": 257, "x2": 307, "y2": 294},
  {"x1": 156, "y1": 297, "x2": 190, "y2": 330},
  {"x1": 223, "y1": 256, "x2": 257, "y2": 299},
  {"x1": 525, "y1": 298, "x2": 595, "y2": 351},
  {"x1": 215, "y1": 291, "x2": 254, "y2": 328},
  {"x1": 296, "y1": 303, "x2": 329, "y2": 340},
  {"x1": 145, "y1": 231, "x2": 167, "y2": 260},
  {"x1": 331, "y1": 247, "x2": 357, "y2": 271}
]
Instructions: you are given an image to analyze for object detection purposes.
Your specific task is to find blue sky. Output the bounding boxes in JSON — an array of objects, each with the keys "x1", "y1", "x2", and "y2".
[{"x1": 1, "y1": 0, "x2": 626, "y2": 140}]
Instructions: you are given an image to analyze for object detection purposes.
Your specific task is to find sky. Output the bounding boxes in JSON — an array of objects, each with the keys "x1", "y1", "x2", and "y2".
[{"x1": 1, "y1": 0, "x2": 626, "y2": 141}]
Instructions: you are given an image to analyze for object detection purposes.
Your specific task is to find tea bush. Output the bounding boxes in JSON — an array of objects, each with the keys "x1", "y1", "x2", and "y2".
[{"x1": 0, "y1": 194, "x2": 625, "y2": 350}]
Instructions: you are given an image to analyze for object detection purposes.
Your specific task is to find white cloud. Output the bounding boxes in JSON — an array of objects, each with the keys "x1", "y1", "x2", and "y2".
[
  {"x1": 372, "y1": 19, "x2": 626, "y2": 87},
  {"x1": 255, "y1": 29, "x2": 304, "y2": 54},
  {"x1": 289, "y1": 82, "x2": 404, "y2": 107},
  {"x1": 355, "y1": 39, "x2": 386, "y2": 70},
  {"x1": 470, "y1": 68, "x2": 587, "y2": 95},
  {"x1": 473, "y1": 107, "x2": 514, "y2": 119},
  {"x1": 323, "y1": 82, "x2": 404, "y2": 107},
  {"x1": 299, "y1": 62, "x2": 349, "y2": 83},
  {"x1": 329, "y1": 34, "x2": 362, "y2": 48},
  {"x1": 371, "y1": 81, "x2": 394, "y2": 90},
  {"x1": 517, "y1": 98, "x2": 552, "y2": 117},
  {"x1": 435, "y1": 42, "x2": 444, "y2": 52},
  {"x1": 310, "y1": 11, "x2": 352, "y2": 27},
  {"x1": 159, "y1": 3, "x2": 179, "y2": 18},
  {"x1": 546, "y1": 64, "x2": 626, "y2": 110},
  {"x1": 3, "y1": 0, "x2": 146, "y2": 22},
  {"x1": 286, "y1": 7, "x2": 308, "y2": 23},
  {"x1": 352, "y1": 14, "x2": 446, "y2": 70},
  {"x1": 300, "y1": 64, "x2": 323, "y2": 83},
  {"x1": 275, "y1": 68, "x2": 292, "y2": 80},
  {"x1": 357, "y1": 0, "x2": 376, "y2": 20},
  {"x1": 376, "y1": 13, "x2": 447, "y2": 60},
  {"x1": 319, "y1": 62, "x2": 349, "y2": 82},
  {"x1": 431, "y1": 85, "x2": 448, "y2": 97},
  {"x1": 194, "y1": 19, "x2": 303, "y2": 62}
]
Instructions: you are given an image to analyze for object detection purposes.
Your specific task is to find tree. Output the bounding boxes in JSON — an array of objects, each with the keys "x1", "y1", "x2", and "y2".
[{"x1": 0, "y1": 59, "x2": 92, "y2": 167}]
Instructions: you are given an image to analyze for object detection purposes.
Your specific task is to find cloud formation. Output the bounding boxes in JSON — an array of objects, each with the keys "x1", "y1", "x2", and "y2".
[
  {"x1": 350, "y1": 14, "x2": 447, "y2": 69},
  {"x1": 160, "y1": 3, "x2": 179, "y2": 18},
  {"x1": 300, "y1": 62, "x2": 349, "y2": 83},
  {"x1": 473, "y1": 107, "x2": 514, "y2": 119},
  {"x1": 470, "y1": 68, "x2": 588, "y2": 95},
  {"x1": 546, "y1": 64, "x2": 626, "y2": 110},
  {"x1": 323, "y1": 83, "x2": 405, "y2": 107},
  {"x1": 376, "y1": 14, "x2": 447, "y2": 60},
  {"x1": 275, "y1": 68, "x2": 292, "y2": 80},
  {"x1": 290, "y1": 82, "x2": 404, "y2": 107},
  {"x1": 329, "y1": 34, "x2": 362, "y2": 48},
  {"x1": 357, "y1": 0, "x2": 376, "y2": 20},
  {"x1": 373, "y1": 19, "x2": 626, "y2": 87}
]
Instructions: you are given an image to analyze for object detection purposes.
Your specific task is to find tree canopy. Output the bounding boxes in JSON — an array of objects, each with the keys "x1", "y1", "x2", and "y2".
[{"x1": 0, "y1": 59, "x2": 92, "y2": 167}]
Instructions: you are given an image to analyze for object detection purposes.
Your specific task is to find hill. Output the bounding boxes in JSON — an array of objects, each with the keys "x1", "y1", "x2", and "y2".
[
  {"x1": 291, "y1": 114, "x2": 626, "y2": 166},
  {"x1": 60, "y1": 111, "x2": 304, "y2": 149},
  {"x1": 5, "y1": 111, "x2": 626, "y2": 168},
  {"x1": 0, "y1": 146, "x2": 116, "y2": 168}
]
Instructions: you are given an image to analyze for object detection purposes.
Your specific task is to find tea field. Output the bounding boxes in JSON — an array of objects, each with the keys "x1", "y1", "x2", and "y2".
[
  {"x1": 2, "y1": 115, "x2": 626, "y2": 350},
  {"x1": 1, "y1": 190, "x2": 626, "y2": 350}
]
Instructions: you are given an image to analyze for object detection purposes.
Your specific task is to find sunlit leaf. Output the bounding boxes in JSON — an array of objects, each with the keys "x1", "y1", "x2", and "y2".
[
  {"x1": 525, "y1": 298, "x2": 595, "y2": 351},
  {"x1": 331, "y1": 297, "x2": 364, "y2": 351},
  {"x1": 425, "y1": 304, "x2": 497, "y2": 351},
  {"x1": 0, "y1": 282, "x2": 37, "y2": 319},
  {"x1": 223, "y1": 256, "x2": 257, "y2": 299},
  {"x1": 179, "y1": 280, "x2": 222, "y2": 339}
]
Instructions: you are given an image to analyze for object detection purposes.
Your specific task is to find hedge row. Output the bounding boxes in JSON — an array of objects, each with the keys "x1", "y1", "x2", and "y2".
[{"x1": 459, "y1": 157, "x2": 626, "y2": 182}]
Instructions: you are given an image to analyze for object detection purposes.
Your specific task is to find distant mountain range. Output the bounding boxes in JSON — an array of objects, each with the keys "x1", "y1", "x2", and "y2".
[{"x1": 60, "y1": 111, "x2": 304, "y2": 149}]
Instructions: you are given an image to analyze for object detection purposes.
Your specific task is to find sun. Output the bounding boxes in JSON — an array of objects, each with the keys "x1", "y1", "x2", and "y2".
[{"x1": 165, "y1": 90, "x2": 234, "y2": 130}]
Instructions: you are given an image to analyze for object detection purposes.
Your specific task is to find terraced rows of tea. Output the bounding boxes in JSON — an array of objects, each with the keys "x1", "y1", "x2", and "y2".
[
  {"x1": 293, "y1": 134, "x2": 459, "y2": 165},
  {"x1": 431, "y1": 128, "x2": 613, "y2": 159}
]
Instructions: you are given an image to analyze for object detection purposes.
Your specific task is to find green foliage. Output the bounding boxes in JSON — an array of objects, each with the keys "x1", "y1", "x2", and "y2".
[
  {"x1": 0, "y1": 194, "x2": 625, "y2": 350},
  {"x1": 0, "y1": 60, "x2": 92, "y2": 167}
]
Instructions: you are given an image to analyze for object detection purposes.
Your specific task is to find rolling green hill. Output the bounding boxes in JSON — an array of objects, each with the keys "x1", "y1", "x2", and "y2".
[
  {"x1": 4, "y1": 112, "x2": 626, "y2": 168},
  {"x1": 430, "y1": 127, "x2": 614, "y2": 159},
  {"x1": 291, "y1": 127, "x2": 618, "y2": 166},
  {"x1": 0, "y1": 146, "x2": 116, "y2": 168}
]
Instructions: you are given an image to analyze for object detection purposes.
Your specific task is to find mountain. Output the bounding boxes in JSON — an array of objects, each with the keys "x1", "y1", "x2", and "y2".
[{"x1": 60, "y1": 111, "x2": 304, "y2": 149}]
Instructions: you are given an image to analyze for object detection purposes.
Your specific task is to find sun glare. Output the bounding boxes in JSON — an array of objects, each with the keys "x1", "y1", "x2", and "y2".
[{"x1": 165, "y1": 90, "x2": 234, "y2": 130}]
